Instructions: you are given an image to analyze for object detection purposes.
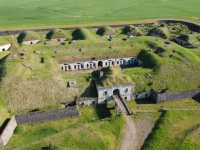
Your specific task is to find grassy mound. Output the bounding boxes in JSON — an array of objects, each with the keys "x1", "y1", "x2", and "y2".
[
  {"x1": 149, "y1": 27, "x2": 170, "y2": 39},
  {"x1": 0, "y1": 40, "x2": 7, "y2": 45},
  {"x1": 95, "y1": 67, "x2": 133, "y2": 87},
  {"x1": 122, "y1": 25, "x2": 143, "y2": 36},
  {"x1": 142, "y1": 111, "x2": 200, "y2": 150},
  {"x1": 17, "y1": 31, "x2": 40, "y2": 43},
  {"x1": 96, "y1": 26, "x2": 116, "y2": 36},
  {"x1": 72, "y1": 28, "x2": 87, "y2": 40},
  {"x1": 137, "y1": 50, "x2": 159, "y2": 69},
  {"x1": 46, "y1": 29, "x2": 67, "y2": 39}
]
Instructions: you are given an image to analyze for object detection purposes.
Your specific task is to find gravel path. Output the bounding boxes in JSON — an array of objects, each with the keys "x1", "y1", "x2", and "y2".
[{"x1": 120, "y1": 115, "x2": 138, "y2": 150}]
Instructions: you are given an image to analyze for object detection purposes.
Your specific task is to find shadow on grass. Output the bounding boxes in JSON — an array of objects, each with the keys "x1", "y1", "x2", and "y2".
[
  {"x1": 95, "y1": 104, "x2": 114, "y2": 119},
  {"x1": 80, "y1": 80, "x2": 98, "y2": 98},
  {"x1": 0, "y1": 54, "x2": 9, "y2": 82},
  {"x1": 141, "y1": 110, "x2": 167, "y2": 150},
  {"x1": 192, "y1": 97, "x2": 200, "y2": 103},
  {"x1": 0, "y1": 118, "x2": 10, "y2": 134},
  {"x1": 120, "y1": 64, "x2": 138, "y2": 69},
  {"x1": 135, "y1": 98, "x2": 155, "y2": 104},
  {"x1": 41, "y1": 144, "x2": 59, "y2": 150}
]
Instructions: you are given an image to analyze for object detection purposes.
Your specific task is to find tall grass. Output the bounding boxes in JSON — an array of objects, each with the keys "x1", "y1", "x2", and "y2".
[{"x1": 142, "y1": 110, "x2": 200, "y2": 150}]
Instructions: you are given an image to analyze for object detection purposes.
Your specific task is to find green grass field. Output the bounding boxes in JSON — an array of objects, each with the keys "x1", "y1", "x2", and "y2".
[
  {"x1": 0, "y1": 0, "x2": 200, "y2": 29},
  {"x1": 142, "y1": 110, "x2": 200, "y2": 150},
  {"x1": 0, "y1": 3, "x2": 200, "y2": 149},
  {"x1": 0, "y1": 23, "x2": 200, "y2": 114},
  {"x1": 2, "y1": 104, "x2": 125, "y2": 150}
]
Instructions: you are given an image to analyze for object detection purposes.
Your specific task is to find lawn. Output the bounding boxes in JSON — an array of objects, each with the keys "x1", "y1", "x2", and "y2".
[
  {"x1": 126, "y1": 98, "x2": 200, "y2": 111},
  {"x1": 2, "y1": 104, "x2": 125, "y2": 150},
  {"x1": 0, "y1": 23, "x2": 200, "y2": 114},
  {"x1": 0, "y1": 0, "x2": 200, "y2": 29},
  {"x1": 0, "y1": 99, "x2": 10, "y2": 127},
  {"x1": 142, "y1": 110, "x2": 200, "y2": 150}
]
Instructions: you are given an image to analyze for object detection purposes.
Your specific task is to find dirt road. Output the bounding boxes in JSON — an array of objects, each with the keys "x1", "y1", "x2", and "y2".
[{"x1": 120, "y1": 115, "x2": 138, "y2": 150}]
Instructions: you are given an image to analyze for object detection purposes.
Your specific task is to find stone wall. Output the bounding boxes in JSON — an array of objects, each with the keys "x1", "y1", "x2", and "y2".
[
  {"x1": 135, "y1": 91, "x2": 152, "y2": 99},
  {"x1": 60, "y1": 56, "x2": 138, "y2": 71},
  {"x1": 78, "y1": 99, "x2": 97, "y2": 106},
  {"x1": 0, "y1": 44, "x2": 11, "y2": 52},
  {"x1": 97, "y1": 83, "x2": 135, "y2": 104},
  {"x1": 15, "y1": 107, "x2": 79, "y2": 124},
  {"x1": 0, "y1": 116, "x2": 17, "y2": 147},
  {"x1": 151, "y1": 88, "x2": 200, "y2": 103},
  {"x1": 0, "y1": 107, "x2": 79, "y2": 147},
  {"x1": 51, "y1": 38, "x2": 66, "y2": 42},
  {"x1": 22, "y1": 40, "x2": 40, "y2": 45}
]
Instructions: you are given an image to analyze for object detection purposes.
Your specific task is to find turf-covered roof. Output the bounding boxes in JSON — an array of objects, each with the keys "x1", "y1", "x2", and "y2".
[
  {"x1": 149, "y1": 27, "x2": 170, "y2": 39},
  {"x1": 17, "y1": 31, "x2": 40, "y2": 43},
  {"x1": 96, "y1": 26, "x2": 116, "y2": 36},
  {"x1": 122, "y1": 25, "x2": 143, "y2": 36},
  {"x1": 72, "y1": 28, "x2": 87, "y2": 40},
  {"x1": 95, "y1": 67, "x2": 133, "y2": 87},
  {"x1": 46, "y1": 29, "x2": 67, "y2": 39}
]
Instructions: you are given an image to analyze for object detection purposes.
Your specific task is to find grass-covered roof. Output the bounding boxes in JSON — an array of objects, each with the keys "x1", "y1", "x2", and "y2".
[
  {"x1": 17, "y1": 31, "x2": 40, "y2": 43},
  {"x1": 122, "y1": 25, "x2": 143, "y2": 36},
  {"x1": 72, "y1": 28, "x2": 87, "y2": 40},
  {"x1": 46, "y1": 29, "x2": 67, "y2": 39},
  {"x1": 94, "y1": 67, "x2": 133, "y2": 87},
  {"x1": 96, "y1": 26, "x2": 116, "y2": 36},
  {"x1": 149, "y1": 27, "x2": 170, "y2": 39}
]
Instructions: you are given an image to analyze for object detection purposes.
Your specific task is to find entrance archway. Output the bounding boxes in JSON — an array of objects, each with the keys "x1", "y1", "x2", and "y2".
[
  {"x1": 98, "y1": 61, "x2": 103, "y2": 67},
  {"x1": 113, "y1": 89, "x2": 120, "y2": 95}
]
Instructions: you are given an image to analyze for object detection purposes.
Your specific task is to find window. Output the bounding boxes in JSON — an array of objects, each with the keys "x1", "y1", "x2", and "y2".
[
  {"x1": 87, "y1": 64, "x2": 89, "y2": 67},
  {"x1": 68, "y1": 66, "x2": 71, "y2": 70},
  {"x1": 125, "y1": 88, "x2": 128, "y2": 93},
  {"x1": 74, "y1": 65, "x2": 76, "y2": 69},
  {"x1": 117, "y1": 61, "x2": 119, "y2": 64},
  {"x1": 105, "y1": 62, "x2": 107, "y2": 65},
  {"x1": 104, "y1": 91, "x2": 107, "y2": 96}
]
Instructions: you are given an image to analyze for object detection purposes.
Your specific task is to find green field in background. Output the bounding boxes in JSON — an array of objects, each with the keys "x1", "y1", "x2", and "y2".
[{"x1": 0, "y1": 0, "x2": 200, "y2": 28}]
